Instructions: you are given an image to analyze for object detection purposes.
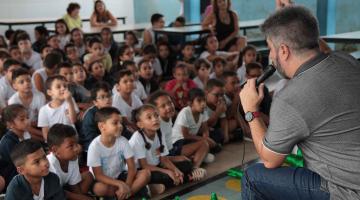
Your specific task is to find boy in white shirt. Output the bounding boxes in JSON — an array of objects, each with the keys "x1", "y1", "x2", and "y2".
[
  {"x1": 0, "y1": 59, "x2": 22, "y2": 107},
  {"x1": 87, "y1": 107, "x2": 150, "y2": 199},
  {"x1": 38, "y1": 75, "x2": 79, "y2": 141},
  {"x1": 9, "y1": 68, "x2": 45, "y2": 141},
  {"x1": 47, "y1": 124, "x2": 94, "y2": 200},
  {"x1": 16, "y1": 33, "x2": 42, "y2": 71},
  {"x1": 112, "y1": 69, "x2": 143, "y2": 129}
]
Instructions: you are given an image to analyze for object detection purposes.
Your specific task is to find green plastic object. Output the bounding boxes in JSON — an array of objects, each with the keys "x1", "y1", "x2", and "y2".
[
  {"x1": 227, "y1": 168, "x2": 244, "y2": 179},
  {"x1": 210, "y1": 192, "x2": 218, "y2": 200},
  {"x1": 284, "y1": 148, "x2": 304, "y2": 167},
  {"x1": 174, "y1": 196, "x2": 180, "y2": 200}
]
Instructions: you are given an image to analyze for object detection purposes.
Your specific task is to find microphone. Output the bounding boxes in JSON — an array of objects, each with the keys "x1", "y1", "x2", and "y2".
[{"x1": 241, "y1": 64, "x2": 276, "y2": 88}]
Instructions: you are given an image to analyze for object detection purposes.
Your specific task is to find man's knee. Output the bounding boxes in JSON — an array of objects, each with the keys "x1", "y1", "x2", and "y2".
[{"x1": 244, "y1": 163, "x2": 268, "y2": 183}]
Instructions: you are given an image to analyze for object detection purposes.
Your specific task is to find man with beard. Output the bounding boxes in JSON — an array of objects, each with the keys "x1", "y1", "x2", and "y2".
[{"x1": 239, "y1": 6, "x2": 360, "y2": 200}]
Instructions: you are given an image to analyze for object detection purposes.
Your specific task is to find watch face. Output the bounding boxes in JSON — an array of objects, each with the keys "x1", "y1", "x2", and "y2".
[{"x1": 245, "y1": 112, "x2": 253, "y2": 122}]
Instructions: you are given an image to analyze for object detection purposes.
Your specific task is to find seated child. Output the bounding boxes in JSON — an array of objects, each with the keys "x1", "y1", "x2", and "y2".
[
  {"x1": 112, "y1": 69, "x2": 143, "y2": 129},
  {"x1": 84, "y1": 60, "x2": 111, "y2": 90},
  {"x1": 112, "y1": 60, "x2": 147, "y2": 101},
  {"x1": 70, "y1": 28, "x2": 86, "y2": 56},
  {"x1": 124, "y1": 31, "x2": 141, "y2": 55},
  {"x1": 147, "y1": 91, "x2": 211, "y2": 170},
  {"x1": 171, "y1": 88, "x2": 217, "y2": 160},
  {"x1": 57, "y1": 62, "x2": 90, "y2": 111},
  {"x1": 32, "y1": 26, "x2": 48, "y2": 53},
  {"x1": 177, "y1": 42, "x2": 196, "y2": 78},
  {"x1": 54, "y1": 19, "x2": 71, "y2": 50},
  {"x1": 87, "y1": 107, "x2": 150, "y2": 199},
  {"x1": 80, "y1": 82, "x2": 112, "y2": 152},
  {"x1": 0, "y1": 50, "x2": 11, "y2": 74},
  {"x1": 65, "y1": 43, "x2": 81, "y2": 64},
  {"x1": 143, "y1": 13, "x2": 166, "y2": 45},
  {"x1": 209, "y1": 56, "x2": 226, "y2": 80},
  {"x1": 223, "y1": 71, "x2": 250, "y2": 138},
  {"x1": 32, "y1": 52, "x2": 62, "y2": 93},
  {"x1": 164, "y1": 63, "x2": 197, "y2": 110},
  {"x1": 83, "y1": 37, "x2": 112, "y2": 73},
  {"x1": 8, "y1": 46, "x2": 21, "y2": 63},
  {"x1": 237, "y1": 45, "x2": 257, "y2": 84},
  {"x1": 138, "y1": 59, "x2": 159, "y2": 95},
  {"x1": 0, "y1": 104, "x2": 31, "y2": 190},
  {"x1": 135, "y1": 44, "x2": 162, "y2": 78},
  {"x1": 109, "y1": 44, "x2": 135, "y2": 81},
  {"x1": 38, "y1": 75, "x2": 79, "y2": 141},
  {"x1": 16, "y1": 33, "x2": 42, "y2": 71},
  {"x1": 72, "y1": 63, "x2": 87, "y2": 87},
  {"x1": 205, "y1": 78, "x2": 242, "y2": 144},
  {"x1": 130, "y1": 105, "x2": 192, "y2": 194},
  {"x1": 0, "y1": 59, "x2": 21, "y2": 106},
  {"x1": 192, "y1": 59, "x2": 211, "y2": 90},
  {"x1": 157, "y1": 41, "x2": 176, "y2": 79},
  {"x1": 6, "y1": 140, "x2": 65, "y2": 199},
  {"x1": 9, "y1": 68, "x2": 45, "y2": 141},
  {"x1": 39, "y1": 44, "x2": 53, "y2": 60},
  {"x1": 47, "y1": 124, "x2": 94, "y2": 200}
]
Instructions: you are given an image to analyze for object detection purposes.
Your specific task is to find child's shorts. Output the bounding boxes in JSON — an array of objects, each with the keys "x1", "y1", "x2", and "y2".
[{"x1": 170, "y1": 139, "x2": 197, "y2": 156}]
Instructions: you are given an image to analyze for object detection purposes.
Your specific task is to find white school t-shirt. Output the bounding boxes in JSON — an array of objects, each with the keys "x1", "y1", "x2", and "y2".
[
  {"x1": 171, "y1": 106, "x2": 209, "y2": 144},
  {"x1": 8, "y1": 91, "x2": 46, "y2": 124},
  {"x1": 31, "y1": 68, "x2": 48, "y2": 92},
  {"x1": 134, "y1": 56, "x2": 163, "y2": 76},
  {"x1": 87, "y1": 135, "x2": 134, "y2": 178},
  {"x1": 160, "y1": 118, "x2": 174, "y2": 151},
  {"x1": 237, "y1": 64, "x2": 247, "y2": 85},
  {"x1": 37, "y1": 99, "x2": 79, "y2": 129},
  {"x1": 112, "y1": 92, "x2": 143, "y2": 120},
  {"x1": 33, "y1": 178, "x2": 44, "y2": 200},
  {"x1": 193, "y1": 76, "x2": 204, "y2": 90},
  {"x1": 47, "y1": 153, "x2": 81, "y2": 186},
  {"x1": 112, "y1": 81, "x2": 147, "y2": 100},
  {"x1": 0, "y1": 76, "x2": 15, "y2": 104},
  {"x1": 129, "y1": 130, "x2": 169, "y2": 167},
  {"x1": 23, "y1": 51, "x2": 42, "y2": 71}
]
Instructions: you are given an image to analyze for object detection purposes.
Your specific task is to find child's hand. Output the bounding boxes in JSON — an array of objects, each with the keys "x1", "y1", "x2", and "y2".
[
  {"x1": 116, "y1": 181, "x2": 131, "y2": 200},
  {"x1": 64, "y1": 89, "x2": 73, "y2": 102},
  {"x1": 167, "y1": 170, "x2": 181, "y2": 185},
  {"x1": 174, "y1": 168, "x2": 184, "y2": 184},
  {"x1": 216, "y1": 98, "x2": 227, "y2": 114}
]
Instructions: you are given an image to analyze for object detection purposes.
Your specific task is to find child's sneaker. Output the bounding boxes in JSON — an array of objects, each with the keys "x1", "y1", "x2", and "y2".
[
  {"x1": 204, "y1": 153, "x2": 215, "y2": 163},
  {"x1": 149, "y1": 184, "x2": 166, "y2": 195},
  {"x1": 190, "y1": 167, "x2": 207, "y2": 181}
]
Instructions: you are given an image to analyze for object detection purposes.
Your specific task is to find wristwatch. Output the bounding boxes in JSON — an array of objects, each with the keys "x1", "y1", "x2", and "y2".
[{"x1": 244, "y1": 111, "x2": 261, "y2": 122}]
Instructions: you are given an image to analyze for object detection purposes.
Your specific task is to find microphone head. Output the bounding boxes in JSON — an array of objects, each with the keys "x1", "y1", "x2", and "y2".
[{"x1": 255, "y1": 64, "x2": 276, "y2": 86}]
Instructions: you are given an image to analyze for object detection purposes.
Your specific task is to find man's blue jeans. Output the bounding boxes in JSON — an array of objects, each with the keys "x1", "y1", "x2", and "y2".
[{"x1": 241, "y1": 163, "x2": 330, "y2": 200}]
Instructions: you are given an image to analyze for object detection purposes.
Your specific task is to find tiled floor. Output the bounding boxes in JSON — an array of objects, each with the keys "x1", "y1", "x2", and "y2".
[{"x1": 153, "y1": 141, "x2": 259, "y2": 200}]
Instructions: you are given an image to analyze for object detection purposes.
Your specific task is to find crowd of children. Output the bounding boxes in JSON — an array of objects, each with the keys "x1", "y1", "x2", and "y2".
[{"x1": 0, "y1": 6, "x2": 273, "y2": 200}]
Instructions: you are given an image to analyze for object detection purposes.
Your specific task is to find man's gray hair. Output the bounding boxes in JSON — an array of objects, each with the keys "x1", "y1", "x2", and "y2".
[{"x1": 261, "y1": 6, "x2": 320, "y2": 53}]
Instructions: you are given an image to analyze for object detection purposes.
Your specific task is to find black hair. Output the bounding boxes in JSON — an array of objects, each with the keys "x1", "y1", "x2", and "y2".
[
  {"x1": 34, "y1": 26, "x2": 49, "y2": 38},
  {"x1": 16, "y1": 33, "x2": 31, "y2": 44},
  {"x1": 55, "y1": 19, "x2": 70, "y2": 35},
  {"x1": 175, "y1": 16, "x2": 186, "y2": 24},
  {"x1": 0, "y1": 35, "x2": 8, "y2": 49},
  {"x1": 205, "y1": 78, "x2": 224, "y2": 91},
  {"x1": 246, "y1": 62, "x2": 263, "y2": 74},
  {"x1": 40, "y1": 44, "x2": 52, "y2": 54},
  {"x1": 67, "y1": 2, "x2": 81, "y2": 14},
  {"x1": 188, "y1": 88, "x2": 205, "y2": 103},
  {"x1": 11, "y1": 67, "x2": 30, "y2": 82},
  {"x1": 132, "y1": 104, "x2": 164, "y2": 152},
  {"x1": 90, "y1": 81, "x2": 111, "y2": 101},
  {"x1": 43, "y1": 52, "x2": 62, "y2": 69},
  {"x1": 95, "y1": 107, "x2": 121, "y2": 124},
  {"x1": 5, "y1": 29, "x2": 15, "y2": 40},
  {"x1": 147, "y1": 90, "x2": 171, "y2": 106},
  {"x1": 181, "y1": 41, "x2": 194, "y2": 51},
  {"x1": 10, "y1": 139, "x2": 43, "y2": 167},
  {"x1": 2, "y1": 104, "x2": 27, "y2": 125},
  {"x1": 45, "y1": 75, "x2": 67, "y2": 91},
  {"x1": 222, "y1": 70, "x2": 238, "y2": 82},
  {"x1": 47, "y1": 35, "x2": 58, "y2": 44},
  {"x1": 88, "y1": 36, "x2": 102, "y2": 48},
  {"x1": 150, "y1": 13, "x2": 164, "y2": 24},
  {"x1": 212, "y1": 56, "x2": 226, "y2": 66},
  {"x1": 194, "y1": 58, "x2": 211, "y2": 71},
  {"x1": 56, "y1": 62, "x2": 73, "y2": 74},
  {"x1": 3, "y1": 59, "x2": 21, "y2": 71},
  {"x1": 88, "y1": 60, "x2": 103, "y2": 73},
  {"x1": 118, "y1": 44, "x2": 131, "y2": 59},
  {"x1": 124, "y1": 31, "x2": 139, "y2": 45},
  {"x1": 202, "y1": 33, "x2": 217, "y2": 50},
  {"x1": 137, "y1": 59, "x2": 151, "y2": 70},
  {"x1": 172, "y1": 63, "x2": 187, "y2": 74},
  {"x1": 64, "y1": 43, "x2": 76, "y2": 52},
  {"x1": 0, "y1": 50, "x2": 10, "y2": 60},
  {"x1": 47, "y1": 124, "x2": 77, "y2": 147},
  {"x1": 238, "y1": 45, "x2": 257, "y2": 66},
  {"x1": 116, "y1": 69, "x2": 133, "y2": 83},
  {"x1": 142, "y1": 44, "x2": 157, "y2": 55},
  {"x1": 123, "y1": 60, "x2": 136, "y2": 69}
]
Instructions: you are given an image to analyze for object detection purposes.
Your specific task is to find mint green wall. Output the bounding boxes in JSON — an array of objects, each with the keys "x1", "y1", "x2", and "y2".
[{"x1": 133, "y1": 0, "x2": 181, "y2": 24}]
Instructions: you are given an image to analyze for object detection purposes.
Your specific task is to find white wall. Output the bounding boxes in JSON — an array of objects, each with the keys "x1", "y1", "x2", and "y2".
[{"x1": 0, "y1": 0, "x2": 135, "y2": 40}]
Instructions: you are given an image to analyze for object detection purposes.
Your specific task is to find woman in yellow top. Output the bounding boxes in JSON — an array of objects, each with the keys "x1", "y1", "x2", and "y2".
[
  {"x1": 63, "y1": 2, "x2": 82, "y2": 31},
  {"x1": 90, "y1": 0, "x2": 117, "y2": 27}
]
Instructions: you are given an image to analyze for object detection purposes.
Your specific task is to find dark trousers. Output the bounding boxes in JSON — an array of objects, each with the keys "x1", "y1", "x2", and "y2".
[{"x1": 150, "y1": 161, "x2": 193, "y2": 187}]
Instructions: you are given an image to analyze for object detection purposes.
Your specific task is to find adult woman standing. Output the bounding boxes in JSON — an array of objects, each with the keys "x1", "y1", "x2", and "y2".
[
  {"x1": 202, "y1": 0, "x2": 245, "y2": 51},
  {"x1": 63, "y1": 2, "x2": 82, "y2": 31},
  {"x1": 90, "y1": 0, "x2": 117, "y2": 27}
]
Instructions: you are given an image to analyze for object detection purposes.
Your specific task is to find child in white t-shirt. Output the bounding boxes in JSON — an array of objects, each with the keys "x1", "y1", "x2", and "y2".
[
  {"x1": 112, "y1": 69, "x2": 143, "y2": 130},
  {"x1": 172, "y1": 88, "x2": 217, "y2": 160},
  {"x1": 9, "y1": 68, "x2": 45, "y2": 141},
  {"x1": 192, "y1": 59, "x2": 210, "y2": 90},
  {"x1": 129, "y1": 104, "x2": 192, "y2": 194},
  {"x1": 38, "y1": 75, "x2": 79, "y2": 141},
  {"x1": 237, "y1": 45, "x2": 257, "y2": 85},
  {"x1": 47, "y1": 124, "x2": 93, "y2": 200},
  {"x1": 16, "y1": 33, "x2": 42, "y2": 71},
  {"x1": 87, "y1": 107, "x2": 150, "y2": 199},
  {"x1": 0, "y1": 59, "x2": 22, "y2": 107},
  {"x1": 147, "y1": 91, "x2": 210, "y2": 169}
]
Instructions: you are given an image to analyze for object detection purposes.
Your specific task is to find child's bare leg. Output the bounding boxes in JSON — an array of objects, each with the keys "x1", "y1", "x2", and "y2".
[
  {"x1": 181, "y1": 140, "x2": 209, "y2": 168},
  {"x1": 80, "y1": 171, "x2": 94, "y2": 194},
  {"x1": 0, "y1": 176, "x2": 5, "y2": 193},
  {"x1": 206, "y1": 137, "x2": 217, "y2": 148},
  {"x1": 93, "y1": 182, "x2": 116, "y2": 197},
  {"x1": 130, "y1": 169, "x2": 150, "y2": 195}
]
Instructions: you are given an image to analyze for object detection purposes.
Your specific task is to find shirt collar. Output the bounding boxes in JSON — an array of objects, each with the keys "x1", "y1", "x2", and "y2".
[{"x1": 293, "y1": 52, "x2": 328, "y2": 77}]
